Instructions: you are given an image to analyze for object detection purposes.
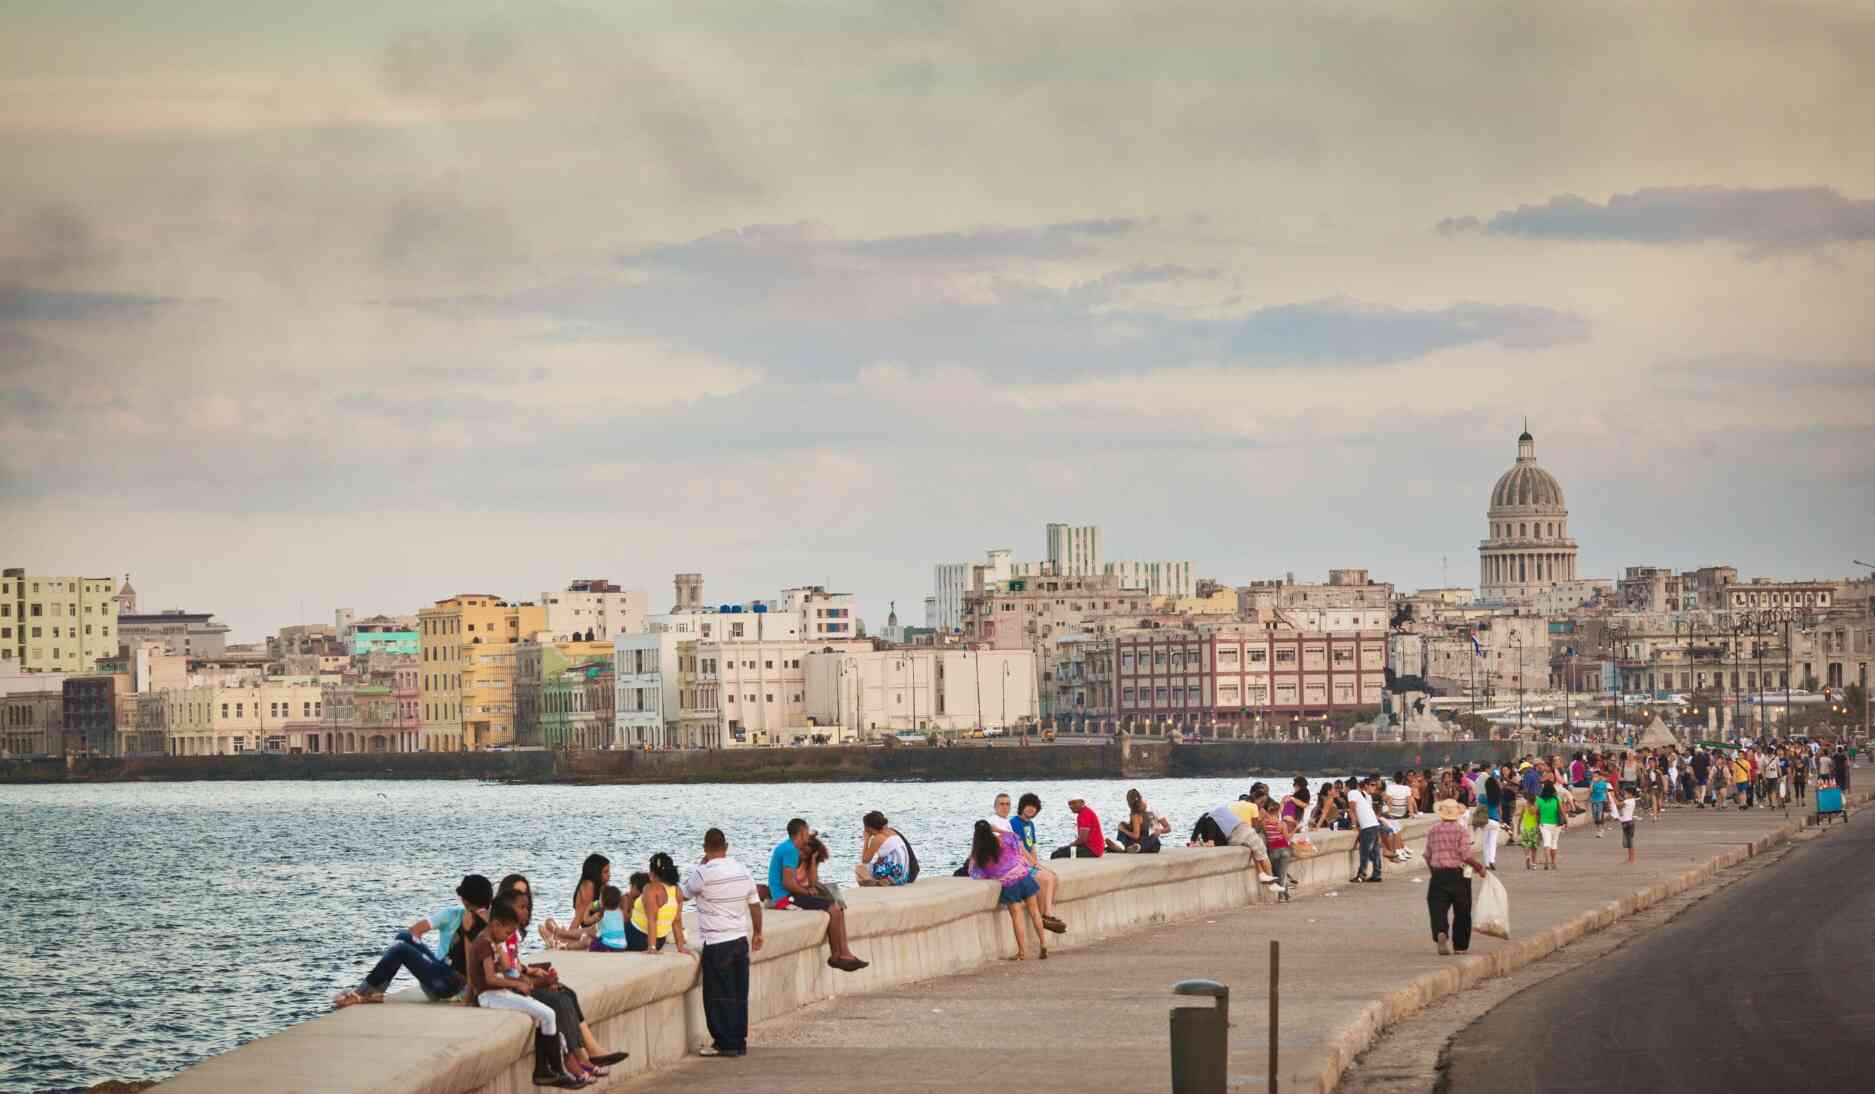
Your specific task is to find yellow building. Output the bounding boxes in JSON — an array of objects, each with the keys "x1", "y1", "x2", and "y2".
[
  {"x1": 3, "y1": 568, "x2": 120, "y2": 673},
  {"x1": 418, "y1": 595, "x2": 546, "y2": 750}
]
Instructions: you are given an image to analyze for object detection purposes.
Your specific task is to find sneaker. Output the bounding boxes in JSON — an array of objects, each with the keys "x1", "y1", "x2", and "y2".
[
  {"x1": 1349, "y1": 876, "x2": 1365, "y2": 883},
  {"x1": 1258, "y1": 871, "x2": 1278, "y2": 883},
  {"x1": 1436, "y1": 933, "x2": 1452, "y2": 955}
]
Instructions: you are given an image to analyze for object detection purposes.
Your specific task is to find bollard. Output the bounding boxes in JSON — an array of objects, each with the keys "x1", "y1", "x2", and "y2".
[{"x1": 1169, "y1": 978, "x2": 1229, "y2": 1094}]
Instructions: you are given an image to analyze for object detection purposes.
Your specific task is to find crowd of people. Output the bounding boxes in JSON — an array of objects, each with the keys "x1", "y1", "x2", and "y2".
[{"x1": 326, "y1": 745, "x2": 1855, "y2": 1082}]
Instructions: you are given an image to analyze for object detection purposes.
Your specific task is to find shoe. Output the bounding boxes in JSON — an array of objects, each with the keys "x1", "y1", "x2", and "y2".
[
  {"x1": 828, "y1": 955, "x2": 869, "y2": 972},
  {"x1": 1042, "y1": 915, "x2": 1067, "y2": 934},
  {"x1": 1368, "y1": 877, "x2": 1383, "y2": 883},
  {"x1": 698, "y1": 1045, "x2": 745, "y2": 1058},
  {"x1": 1436, "y1": 933, "x2": 1452, "y2": 955},
  {"x1": 533, "y1": 1034, "x2": 583, "y2": 1088},
  {"x1": 1488, "y1": 864, "x2": 1498, "y2": 872},
  {"x1": 590, "y1": 1052, "x2": 629, "y2": 1066},
  {"x1": 1349, "y1": 876, "x2": 1365, "y2": 883},
  {"x1": 1258, "y1": 871, "x2": 1278, "y2": 883}
]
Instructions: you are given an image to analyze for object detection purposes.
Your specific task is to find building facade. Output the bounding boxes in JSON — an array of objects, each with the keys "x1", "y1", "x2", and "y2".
[
  {"x1": 116, "y1": 609, "x2": 230, "y2": 659},
  {"x1": 542, "y1": 579, "x2": 648, "y2": 642},
  {"x1": 3, "y1": 568, "x2": 120, "y2": 672},
  {"x1": 162, "y1": 680, "x2": 325, "y2": 755},
  {"x1": 801, "y1": 648, "x2": 1038, "y2": 738},
  {"x1": 1046, "y1": 523, "x2": 1103, "y2": 576},
  {"x1": 417, "y1": 594, "x2": 546, "y2": 751},
  {"x1": 515, "y1": 637, "x2": 616, "y2": 748},
  {"x1": 1478, "y1": 428, "x2": 1579, "y2": 604},
  {"x1": 933, "y1": 550, "x2": 1014, "y2": 633},
  {"x1": 1105, "y1": 560, "x2": 1196, "y2": 599}
]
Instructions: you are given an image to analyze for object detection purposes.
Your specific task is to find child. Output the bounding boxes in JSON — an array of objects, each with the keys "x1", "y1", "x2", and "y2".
[
  {"x1": 1588, "y1": 770, "x2": 1611, "y2": 838},
  {"x1": 1616, "y1": 785, "x2": 1638, "y2": 864},
  {"x1": 592, "y1": 885, "x2": 628, "y2": 952},
  {"x1": 470, "y1": 901, "x2": 582, "y2": 1089}
]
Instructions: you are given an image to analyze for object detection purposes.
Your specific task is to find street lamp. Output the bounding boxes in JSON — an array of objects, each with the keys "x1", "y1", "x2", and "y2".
[{"x1": 1508, "y1": 626, "x2": 1524, "y2": 736}]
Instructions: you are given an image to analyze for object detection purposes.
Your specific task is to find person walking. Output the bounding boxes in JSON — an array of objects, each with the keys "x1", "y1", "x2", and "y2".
[
  {"x1": 1349, "y1": 776, "x2": 1385, "y2": 883},
  {"x1": 1480, "y1": 766, "x2": 1504, "y2": 872},
  {"x1": 1615, "y1": 784, "x2": 1638, "y2": 864},
  {"x1": 1536, "y1": 781, "x2": 1565, "y2": 869},
  {"x1": 682, "y1": 827, "x2": 764, "y2": 1058},
  {"x1": 1588, "y1": 768, "x2": 1611, "y2": 838},
  {"x1": 1425, "y1": 797, "x2": 1488, "y2": 955}
]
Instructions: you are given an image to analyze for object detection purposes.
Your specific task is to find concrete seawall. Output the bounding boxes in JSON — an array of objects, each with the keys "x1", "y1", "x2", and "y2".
[
  {"x1": 4, "y1": 739, "x2": 1529, "y2": 785},
  {"x1": 155, "y1": 819, "x2": 1429, "y2": 1094}
]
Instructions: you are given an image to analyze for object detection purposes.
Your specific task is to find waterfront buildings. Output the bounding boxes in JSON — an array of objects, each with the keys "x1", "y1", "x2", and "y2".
[
  {"x1": 1478, "y1": 428, "x2": 1581, "y2": 604},
  {"x1": 515, "y1": 635, "x2": 616, "y2": 748},
  {"x1": 2, "y1": 568, "x2": 120, "y2": 672},
  {"x1": 347, "y1": 615, "x2": 420, "y2": 656},
  {"x1": 1, "y1": 673, "x2": 66, "y2": 756},
  {"x1": 416, "y1": 594, "x2": 545, "y2": 750},
  {"x1": 542, "y1": 578, "x2": 648, "y2": 642},
  {"x1": 802, "y1": 647, "x2": 1039, "y2": 737},
  {"x1": 116, "y1": 608, "x2": 231, "y2": 659},
  {"x1": 162, "y1": 679, "x2": 326, "y2": 755}
]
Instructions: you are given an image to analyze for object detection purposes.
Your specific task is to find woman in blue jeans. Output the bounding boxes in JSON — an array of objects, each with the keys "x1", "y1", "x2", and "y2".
[{"x1": 334, "y1": 873, "x2": 493, "y2": 1007}]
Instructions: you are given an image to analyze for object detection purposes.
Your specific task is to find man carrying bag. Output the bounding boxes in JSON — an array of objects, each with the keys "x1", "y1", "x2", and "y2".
[{"x1": 1425, "y1": 797, "x2": 1488, "y2": 955}]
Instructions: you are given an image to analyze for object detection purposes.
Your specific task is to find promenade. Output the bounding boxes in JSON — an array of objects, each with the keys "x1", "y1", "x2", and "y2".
[{"x1": 621, "y1": 793, "x2": 1866, "y2": 1094}]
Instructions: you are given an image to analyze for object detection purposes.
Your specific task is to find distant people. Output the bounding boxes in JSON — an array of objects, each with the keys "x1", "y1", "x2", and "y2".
[
  {"x1": 768, "y1": 818, "x2": 868, "y2": 972},
  {"x1": 1615, "y1": 783, "x2": 1638, "y2": 864},
  {"x1": 335, "y1": 872, "x2": 493, "y2": 1007},
  {"x1": 1116, "y1": 788, "x2": 1162, "y2": 853},
  {"x1": 1259, "y1": 801, "x2": 1293, "y2": 901},
  {"x1": 1537, "y1": 781, "x2": 1565, "y2": 869},
  {"x1": 1186, "y1": 797, "x2": 1281, "y2": 886},
  {"x1": 627, "y1": 853, "x2": 689, "y2": 954},
  {"x1": 1349, "y1": 776, "x2": 1384, "y2": 883},
  {"x1": 855, "y1": 811, "x2": 917, "y2": 886},
  {"x1": 469, "y1": 899, "x2": 582, "y2": 1089},
  {"x1": 682, "y1": 827, "x2": 764, "y2": 1058},
  {"x1": 968, "y1": 819, "x2": 1048, "y2": 960},
  {"x1": 1481, "y1": 767, "x2": 1504, "y2": 872},
  {"x1": 1588, "y1": 768, "x2": 1611, "y2": 837},
  {"x1": 1425, "y1": 798, "x2": 1488, "y2": 955},
  {"x1": 1007, "y1": 792, "x2": 1067, "y2": 934},
  {"x1": 1050, "y1": 797, "x2": 1108, "y2": 859}
]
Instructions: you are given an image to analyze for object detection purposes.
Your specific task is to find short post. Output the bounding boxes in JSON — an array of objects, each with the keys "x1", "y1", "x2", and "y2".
[
  {"x1": 1169, "y1": 979, "x2": 1229, "y2": 1094},
  {"x1": 1269, "y1": 939, "x2": 1280, "y2": 1094}
]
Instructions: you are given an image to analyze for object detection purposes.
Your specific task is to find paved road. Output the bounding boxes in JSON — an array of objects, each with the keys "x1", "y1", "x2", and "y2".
[{"x1": 1442, "y1": 810, "x2": 1875, "y2": 1094}]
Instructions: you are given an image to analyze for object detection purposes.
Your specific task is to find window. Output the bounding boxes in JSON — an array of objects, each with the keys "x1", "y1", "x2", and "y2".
[
  {"x1": 1275, "y1": 648, "x2": 1296, "y2": 664},
  {"x1": 1122, "y1": 686, "x2": 1135, "y2": 705},
  {"x1": 31, "y1": 627, "x2": 40, "y2": 638},
  {"x1": 1249, "y1": 648, "x2": 1267, "y2": 665},
  {"x1": 30, "y1": 605, "x2": 41, "y2": 617},
  {"x1": 1155, "y1": 686, "x2": 1168, "y2": 701},
  {"x1": 765, "y1": 693, "x2": 774, "y2": 703}
]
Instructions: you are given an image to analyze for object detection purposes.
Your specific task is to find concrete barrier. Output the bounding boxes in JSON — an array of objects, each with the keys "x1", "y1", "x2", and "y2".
[{"x1": 155, "y1": 811, "x2": 1457, "y2": 1094}]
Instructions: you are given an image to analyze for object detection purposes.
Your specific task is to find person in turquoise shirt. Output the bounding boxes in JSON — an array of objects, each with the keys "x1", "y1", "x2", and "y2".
[{"x1": 1588, "y1": 772, "x2": 1611, "y2": 837}]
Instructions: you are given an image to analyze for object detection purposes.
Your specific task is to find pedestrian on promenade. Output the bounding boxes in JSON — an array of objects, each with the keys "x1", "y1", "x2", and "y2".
[
  {"x1": 1349, "y1": 776, "x2": 1384, "y2": 883},
  {"x1": 968, "y1": 819, "x2": 1047, "y2": 959},
  {"x1": 1692, "y1": 748, "x2": 1711, "y2": 808},
  {"x1": 1536, "y1": 781, "x2": 1565, "y2": 869},
  {"x1": 335, "y1": 872, "x2": 493, "y2": 1007},
  {"x1": 1514, "y1": 787, "x2": 1541, "y2": 870},
  {"x1": 1480, "y1": 768, "x2": 1504, "y2": 872},
  {"x1": 1425, "y1": 798, "x2": 1488, "y2": 955},
  {"x1": 1733, "y1": 752, "x2": 1753, "y2": 809},
  {"x1": 1615, "y1": 784, "x2": 1638, "y2": 864},
  {"x1": 1588, "y1": 769, "x2": 1611, "y2": 837},
  {"x1": 683, "y1": 827, "x2": 764, "y2": 1058},
  {"x1": 1260, "y1": 803, "x2": 1293, "y2": 901},
  {"x1": 768, "y1": 819, "x2": 868, "y2": 972}
]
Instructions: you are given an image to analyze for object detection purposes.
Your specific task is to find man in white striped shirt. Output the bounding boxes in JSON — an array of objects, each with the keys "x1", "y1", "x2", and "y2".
[{"x1": 680, "y1": 828, "x2": 764, "y2": 1058}]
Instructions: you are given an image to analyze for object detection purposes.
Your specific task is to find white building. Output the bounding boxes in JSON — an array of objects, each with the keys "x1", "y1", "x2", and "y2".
[
  {"x1": 543, "y1": 579, "x2": 648, "y2": 642},
  {"x1": 1105, "y1": 560, "x2": 1196, "y2": 598},
  {"x1": 614, "y1": 630, "x2": 684, "y2": 750},
  {"x1": 803, "y1": 648, "x2": 1039, "y2": 738},
  {"x1": 699, "y1": 633, "x2": 869, "y2": 747},
  {"x1": 1046, "y1": 523, "x2": 1103, "y2": 576},
  {"x1": 781, "y1": 585, "x2": 857, "y2": 641},
  {"x1": 933, "y1": 549, "x2": 1013, "y2": 633}
]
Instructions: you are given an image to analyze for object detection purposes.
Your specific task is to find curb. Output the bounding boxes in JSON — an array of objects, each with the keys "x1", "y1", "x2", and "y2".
[{"x1": 1306, "y1": 785, "x2": 1871, "y2": 1094}]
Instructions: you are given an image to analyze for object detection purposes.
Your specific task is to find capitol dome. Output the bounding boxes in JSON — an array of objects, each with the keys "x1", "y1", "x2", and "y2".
[{"x1": 1478, "y1": 427, "x2": 1578, "y2": 604}]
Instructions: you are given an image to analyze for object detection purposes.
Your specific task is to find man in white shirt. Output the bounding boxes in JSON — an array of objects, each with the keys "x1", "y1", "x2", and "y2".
[
  {"x1": 1381, "y1": 775, "x2": 1416, "y2": 862},
  {"x1": 1349, "y1": 777, "x2": 1384, "y2": 883},
  {"x1": 680, "y1": 828, "x2": 764, "y2": 1058}
]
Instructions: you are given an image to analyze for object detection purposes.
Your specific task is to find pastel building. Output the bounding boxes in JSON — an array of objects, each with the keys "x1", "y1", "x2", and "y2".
[
  {"x1": 417, "y1": 594, "x2": 546, "y2": 751},
  {"x1": 2, "y1": 568, "x2": 120, "y2": 673}
]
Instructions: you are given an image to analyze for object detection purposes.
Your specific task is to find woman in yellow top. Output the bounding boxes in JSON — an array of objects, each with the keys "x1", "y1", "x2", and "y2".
[{"x1": 625, "y1": 852, "x2": 689, "y2": 955}]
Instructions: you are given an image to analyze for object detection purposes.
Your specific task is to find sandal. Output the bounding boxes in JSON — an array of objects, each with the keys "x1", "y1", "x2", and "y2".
[{"x1": 333, "y1": 989, "x2": 380, "y2": 1009}]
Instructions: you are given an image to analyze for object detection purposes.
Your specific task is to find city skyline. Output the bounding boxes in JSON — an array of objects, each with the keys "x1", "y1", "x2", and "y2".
[{"x1": 4, "y1": 2, "x2": 1873, "y2": 641}]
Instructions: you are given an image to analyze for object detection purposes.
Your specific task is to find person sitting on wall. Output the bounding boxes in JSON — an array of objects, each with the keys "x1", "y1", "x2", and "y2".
[
  {"x1": 1049, "y1": 797, "x2": 1110, "y2": 859},
  {"x1": 998, "y1": 792, "x2": 1067, "y2": 934},
  {"x1": 1186, "y1": 798, "x2": 1282, "y2": 886},
  {"x1": 767, "y1": 818, "x2": 869, "y2": 972},
  {"x1": 1115, "y1": 787, "x2": 1168, "y2": 853},
  {"x1": 854, "y1": 810, "x2": 919, "y2": 886},
  {"x1": 334, "y1": 872, "x2": 492, "y2": 1008}
]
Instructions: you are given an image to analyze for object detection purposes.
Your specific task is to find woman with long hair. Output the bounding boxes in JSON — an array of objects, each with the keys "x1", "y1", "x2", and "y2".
[
  {"x1": 1536, "y1": 780, "x2": 1565, "y2": 869},
  {"x1": 967, "y1": 819, "x2": 1047, "y2": 960},
  {"x1": 1115, "y1": 788, "x2": 1162, "y2": 853},
  {"x1": 543, "y1": 855, "x2": 610, "y2": 950},
  {"x1": 496, "y1": 878, "x2": 627, "y2": 1082},
  {"x1": 627, "y1": 852, "x2": 689, "y2": 955}
]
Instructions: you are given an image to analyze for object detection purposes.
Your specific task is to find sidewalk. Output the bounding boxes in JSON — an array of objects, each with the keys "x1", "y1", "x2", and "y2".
[{"x1": 618, "y1": 791, "x2": 1865, "y2": 1093}]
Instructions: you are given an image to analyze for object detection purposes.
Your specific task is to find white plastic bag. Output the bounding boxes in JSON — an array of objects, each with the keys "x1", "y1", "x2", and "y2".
[{"x1": 1474, "y1": 871, "x2": 1510, "y2": 939}]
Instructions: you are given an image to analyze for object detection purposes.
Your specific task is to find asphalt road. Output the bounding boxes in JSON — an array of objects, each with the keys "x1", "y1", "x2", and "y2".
[{"x1": 1441, "y1": 809, "x2": 1875, "y2": 1094}]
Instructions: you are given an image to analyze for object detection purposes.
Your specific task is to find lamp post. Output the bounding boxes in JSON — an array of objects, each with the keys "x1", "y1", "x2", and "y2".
[
  {"x1": 1508, "y1": 626, "x2": 1524, "y2": 737},
  {"x1": 1002, "y1": 661, "x2": 1011, "y2": 730},
  {"x1": 1856, "y1": 560, "x2": 1874, "y2": 745}
]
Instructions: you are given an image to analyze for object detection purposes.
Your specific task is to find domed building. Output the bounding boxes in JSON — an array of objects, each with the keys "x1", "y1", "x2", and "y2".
[{"x1": 1479, "y1": 426, "x2": 1578, "y2": 603}]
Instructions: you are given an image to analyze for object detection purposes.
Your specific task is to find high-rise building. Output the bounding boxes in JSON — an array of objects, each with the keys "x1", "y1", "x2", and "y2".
[
  {"x1": 543, "y1": 579, "x2": 647, "y2": 642},
  {"x1": 416, "y1": 594, "x2": 546, "y2": 750},
  {"x1": 1046, "y1": 523, "x2": 1103, "y2": 576},
  {"x1": 933, "y1": 550, "x2": 1013, "y2": 633},
  {"x1": 1, "y1": 568, "x2": 120, "y2": 673}
]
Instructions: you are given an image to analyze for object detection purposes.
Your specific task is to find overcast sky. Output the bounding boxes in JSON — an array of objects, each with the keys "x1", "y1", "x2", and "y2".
[{"x1": 4, "y1": 1, "x2": 1873, "y2": 641}]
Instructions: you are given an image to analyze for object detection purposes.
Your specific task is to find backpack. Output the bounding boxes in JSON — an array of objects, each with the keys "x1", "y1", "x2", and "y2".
[{"x1": 901, "y1": 832, "x2": 921, "y2": 884}]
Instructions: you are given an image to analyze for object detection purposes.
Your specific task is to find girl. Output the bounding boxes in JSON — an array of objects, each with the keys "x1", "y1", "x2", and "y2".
[
  {"x1": 592, "y1": 885, "x2": 628, "y2": 952},
  {"x1": 1615, "y1": 783, "x2": 1638, "y2": 863},
  {"x1": 544, "y1": 854, "x2": 610, "y2": 949},
  {"x1": 471, "y1": 900, "x2": 582, "y2": 1089},
  {"x1": 1259, "y1": 805, "x2": 1292, "y2": 901},
  {"x1": 1588, "y1": 769, "x2": 1611, "y2": 838},
  {"x1": 627, "y1": 853, "x2": 689, "y2": 954},
  {"x1": 1514, "y1": 787, "x2": 1541, "y2": 870},
  {"x1": 967, "y1": 819, "x2": 1047, "y2": 960},
  {"x1": 1116, "y1": 788, "x2": 1163, "y2": 853},
  {"x1": 1537, "y1": 781, "x2": 1565, "y2": 870},
  {"x1": 498, "y1": 878, "x2": 626, "y2": 1082},
  {"x1": 855, "y1": 811, "x2": 914, "y2": 886},
  {"x1": 797, "y1": 834, "x2": 846, "y2": 909}
]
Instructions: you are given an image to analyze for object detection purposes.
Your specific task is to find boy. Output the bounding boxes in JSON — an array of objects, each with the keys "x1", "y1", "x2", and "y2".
[
  {"x1": 470, "y1": 900, "x2": 581, "y2": 1088},
  {"x1": 1588, "y1": 770, "x2": 1611, "y2": 837},
  {"x1": 1615, "y1": 784, "x2": 1638, "y2": 864}
]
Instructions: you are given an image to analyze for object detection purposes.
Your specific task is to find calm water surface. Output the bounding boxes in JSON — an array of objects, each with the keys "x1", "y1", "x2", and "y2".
[{"x1": 0, "y1": 775, "x2": 1331, "y2": 1091}]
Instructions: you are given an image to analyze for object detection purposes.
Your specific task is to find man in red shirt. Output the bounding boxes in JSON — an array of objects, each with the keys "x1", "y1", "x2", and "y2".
[{"x1": 1050, "y1": 797, "x2": 1107, "y2": 858}]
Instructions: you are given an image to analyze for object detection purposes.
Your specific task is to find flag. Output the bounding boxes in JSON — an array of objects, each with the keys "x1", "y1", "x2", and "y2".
[{"x1": 1470, "y1": 630, "x2": 1483, "y2": 656}]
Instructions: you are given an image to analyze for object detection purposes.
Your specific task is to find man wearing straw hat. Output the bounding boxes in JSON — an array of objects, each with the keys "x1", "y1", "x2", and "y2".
[{"x1": 1425, "y1": 796, "x2": 1488, "y2": 955}]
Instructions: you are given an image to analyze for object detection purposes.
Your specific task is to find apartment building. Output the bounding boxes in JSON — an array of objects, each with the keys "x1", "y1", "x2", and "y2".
[
  {"x1": 801, "y1": 647, "x2": 1038, "y2": 738},
  {"x1": 515, "y1": 636, "x2": 615, "y2": 748},
  {"x1": 2, "y1": 568, "x2": 120, "y2": 672},
  {"x1": 781, "y1": 585, "x2": 856, "y2": 641},
  {"x1": 543, "y1": 578, "x2": 648, "y2": 642},
  {"x1": 417, "y1": 594, "x2": 546, "y2": 751},
  {"x1": 162, "y1": 680, "x2": 326, "y2": 755},
  {"x1": 116, "y1": 609, "x2": 231, "y2": 659}
]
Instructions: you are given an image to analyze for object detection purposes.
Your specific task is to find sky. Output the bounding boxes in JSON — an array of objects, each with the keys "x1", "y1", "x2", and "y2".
[{"x1": 3, "y1": 0, "x2": 1873, "y2": 641}]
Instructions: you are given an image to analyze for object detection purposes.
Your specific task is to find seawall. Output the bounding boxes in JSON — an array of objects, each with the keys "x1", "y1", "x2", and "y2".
[
  {"x1": 154, "y1": 818, "x2": 1424, "y2": 1094},
  {"x1": 3, "y1": 739, "x2": 1533, "y2": 786}
]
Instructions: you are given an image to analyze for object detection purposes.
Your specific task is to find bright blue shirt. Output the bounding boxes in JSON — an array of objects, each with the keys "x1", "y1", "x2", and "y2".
[
  {"x1": 1589, "y1": 778, "x2": 1610, "y2": 803},
  {"x1": 1011, "y1": 816, "x2": 1037, "y2": 857},
  {"x1": 768, "y1": 839, "x2": 801, "y2": 903},
  {"x1": 429, "y1": 904, "x2": 466, "y2": 960},
  {"x1": 1520, "y1": 768, "x2": 1540, "y2": 798}
]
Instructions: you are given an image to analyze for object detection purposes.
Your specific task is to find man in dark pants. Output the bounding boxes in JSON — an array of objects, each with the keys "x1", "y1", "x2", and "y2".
[
  {"x1": 680, "y1": 827, "x2": 764, "y2": 1057},
  {"x1": 1424, "y1": 797, "x2": 1489, "y2": 955}
]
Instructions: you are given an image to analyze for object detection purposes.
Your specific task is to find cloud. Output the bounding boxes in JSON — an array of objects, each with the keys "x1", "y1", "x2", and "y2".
[{"x1": 1440, "y1": 186, "x2": 1875, "y2": 255}]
